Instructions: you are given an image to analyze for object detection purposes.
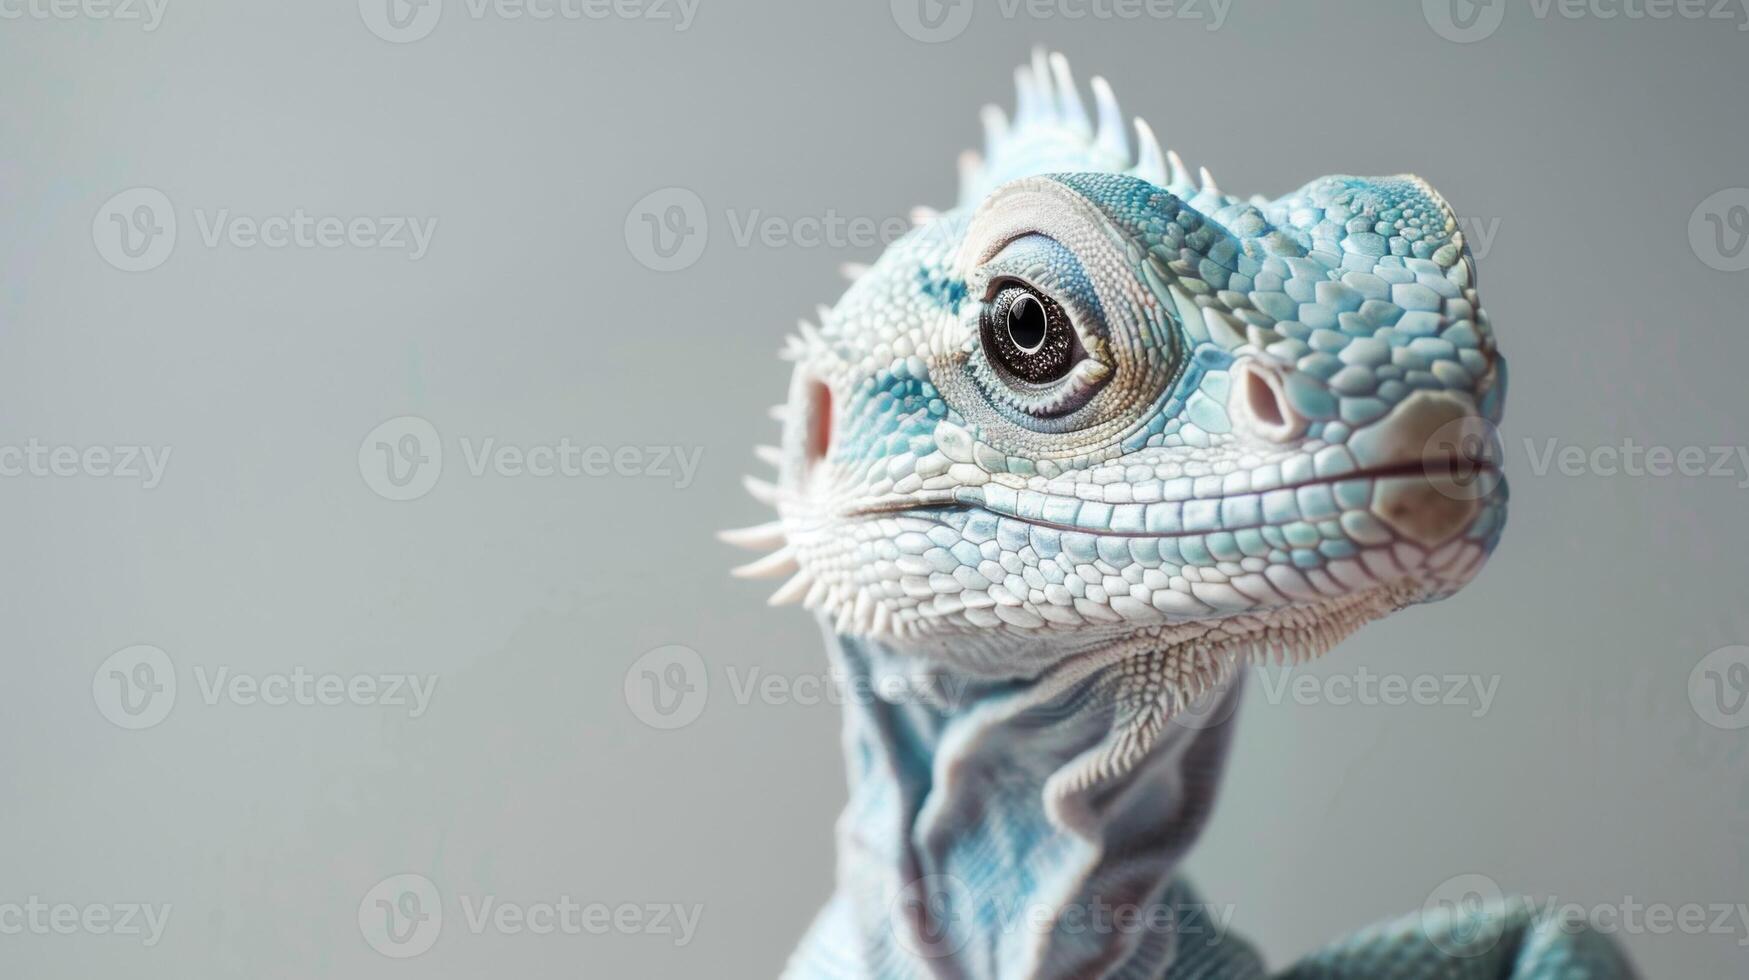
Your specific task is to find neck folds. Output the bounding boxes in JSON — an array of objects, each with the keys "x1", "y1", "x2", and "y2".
[{"x1": 784, "y1": 627, "x2": 1245, "y2": 980}]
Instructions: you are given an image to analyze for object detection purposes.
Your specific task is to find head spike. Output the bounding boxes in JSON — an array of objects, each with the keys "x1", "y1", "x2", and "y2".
[
  {"x1": 839, "y1": 261, "x2": 870, "y2": 282},
  {"x1": 1013, "y1": 66, "x2": 1041, "y2": 124},
  {"x1": 1199, "y1": 166, "x2": 1222, "y2": 199},
  {"x1": 979, "y1": 104, "x2": 1009, "y2": 158},
  {"x1": 1048, "y1": 52, "x2": 1089, "y2": 134},
  {"x1": 1089, "y1": 76, "x2": 1128, "y2": 162},
  {"x1": 1030, "y1": 47, "x2": 1053, "y2": 114},
  {"x1": 957, "y1": 150, "x2": 982, "y2": 200},
  {"x1": 1132, "y1": 117, "x2": 1167, "y2": 187},
  {"x1": 1166, "y1": 149, "x2": 1193, "y2": 192},
  {"x1": 910, "y1": 206, "x2": 939, "y2": 227},
  {"x1": 754, "y1": 444, "x2": 782, "y2": 468}
]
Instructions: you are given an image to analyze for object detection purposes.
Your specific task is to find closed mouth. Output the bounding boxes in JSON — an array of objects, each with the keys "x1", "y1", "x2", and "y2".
[{"x1": 843, "y1": 455, "x2": 1502, "y2": 542}]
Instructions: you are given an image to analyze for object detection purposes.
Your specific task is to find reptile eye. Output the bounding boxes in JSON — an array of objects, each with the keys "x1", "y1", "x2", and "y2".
[{"x1": 981, "y1": 283, "x2": 1078, "y2": 384}]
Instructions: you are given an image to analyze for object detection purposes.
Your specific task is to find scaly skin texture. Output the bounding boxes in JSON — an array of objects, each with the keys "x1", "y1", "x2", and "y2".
[{"x1": 728, "y1": 51, "x2": 1633, "y2": 980}]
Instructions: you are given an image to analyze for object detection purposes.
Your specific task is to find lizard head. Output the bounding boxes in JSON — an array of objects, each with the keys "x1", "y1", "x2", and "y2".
[{"x1": 727, "y1": 52, "x2": 1506, "y2": 693}]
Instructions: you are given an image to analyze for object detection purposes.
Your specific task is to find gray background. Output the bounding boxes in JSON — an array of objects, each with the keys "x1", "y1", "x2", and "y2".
[{"x1": 3, "y1": 1, "x2": 1747, "y2": 976}]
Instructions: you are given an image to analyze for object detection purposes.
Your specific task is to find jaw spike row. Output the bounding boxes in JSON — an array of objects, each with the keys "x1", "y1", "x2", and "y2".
[
  {"x1": 767, "y1": 404, "x2": 788, "y2": 422},
  {"x1": 731, "y1": 546, "x2": 799, "y2": 580},
  {"x1": 803, "y1": 578, "x2": 831, "y2": 609},
  {"x1": 840, "y1": 261, "x2": 870, "y2": 281},
  {"x1": 754, "y1": 445, "x2": 782, "y2": 468},
  {"x1": 716, "y1": 521, "x2": 786, "y2": 550},
  {"x1": 870, "y1": 600, "x2": 893, "y2": 637},
  {"x1": 768, "y1": 569, "x2": 816, "y2": 606},
  {"x1": 910, "y1": 206, "x2": 939, "y2": 227},
  {"x1": 742, "y1": 475, "x2": 781, "y2": 506}
]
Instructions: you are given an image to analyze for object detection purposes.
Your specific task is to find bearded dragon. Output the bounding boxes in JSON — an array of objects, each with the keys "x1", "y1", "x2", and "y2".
[{"x1": 724, "y1": 50, "x2": 1634, "y2": 979}]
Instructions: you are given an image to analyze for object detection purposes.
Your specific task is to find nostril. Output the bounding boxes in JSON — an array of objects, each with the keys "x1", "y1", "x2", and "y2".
[
  {"x1": 805, "y1": 379, "x2": 832, "y2": 468},
  {"x1": 1247, "y1": 369, "x2": 1286, "y2": 429},
  {"x1": 1232, "y1": 358, "x2": 1305, "y2": 444}
]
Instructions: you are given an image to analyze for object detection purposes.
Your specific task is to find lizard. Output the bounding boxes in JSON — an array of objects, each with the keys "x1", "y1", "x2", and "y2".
[{"x1": 723, "y1": 50, "x2": 1635, "y2": 979}]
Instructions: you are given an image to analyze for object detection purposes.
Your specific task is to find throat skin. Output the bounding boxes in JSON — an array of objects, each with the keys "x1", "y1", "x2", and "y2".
[{"x1": 784, "y1": 625, "x2": 1252, "y2": 980}]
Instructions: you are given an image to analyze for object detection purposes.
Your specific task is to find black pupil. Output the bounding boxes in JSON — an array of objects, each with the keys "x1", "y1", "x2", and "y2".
[{"x1": 1006, "y1": 294, "x2": 1048, "y2": 352}]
